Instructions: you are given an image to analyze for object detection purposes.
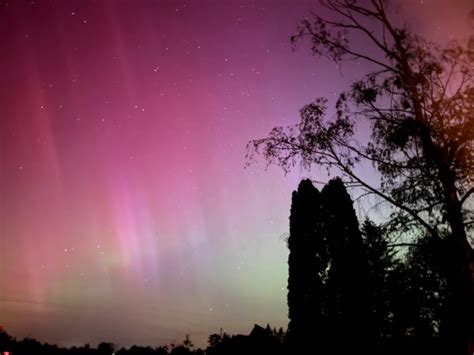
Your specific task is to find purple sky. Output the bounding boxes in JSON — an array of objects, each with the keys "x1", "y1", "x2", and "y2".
[{"x1": 0, "y1": 0, "x2": 472, "y2": 349}]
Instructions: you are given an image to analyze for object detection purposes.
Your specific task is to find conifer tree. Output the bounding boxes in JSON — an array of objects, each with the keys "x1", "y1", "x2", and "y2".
[
  {"x1": 287, "y1": 179, "x2": 324, "y2": 350},
  {"x1": 287, "y1": 178, "x2": 370, "y2": 353},
  {"x1": 320, "y1": 178, "x2": 369, "y2": 354},
  {"x1": 361, "y1": 220, "x2": 397, "y2": 353}
]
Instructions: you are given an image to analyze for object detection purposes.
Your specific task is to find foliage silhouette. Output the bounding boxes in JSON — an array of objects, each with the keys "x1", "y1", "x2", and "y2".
[{"x1": 360, "y1": 220, "x2": 397, "y2": 352}]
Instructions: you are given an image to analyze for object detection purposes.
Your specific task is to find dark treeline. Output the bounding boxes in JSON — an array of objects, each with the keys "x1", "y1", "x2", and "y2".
[
  {"x1": 287, "y1": 178, "x2": 447, "y2": 355},
  {"x1": 0, "y1": 324, "x2": 286, "y2": 355}
]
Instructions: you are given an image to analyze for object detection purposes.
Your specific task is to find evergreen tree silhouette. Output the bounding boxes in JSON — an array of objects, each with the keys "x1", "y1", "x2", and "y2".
[
  {"x1": 287, "y1": 179, "x2": 325, "y2": 351},
  {"x1": 361, "y1": 220, "x2": 398, "y2": 354},
  {"x1": 388, "y1": 237, "x2": 447, "y2": 355},
  {"x1": 287, "y1": 178, "x2": 370, "y2": 353},
  {"x1": 319, "y1": 178, "x2": 369, "y2": 354}
]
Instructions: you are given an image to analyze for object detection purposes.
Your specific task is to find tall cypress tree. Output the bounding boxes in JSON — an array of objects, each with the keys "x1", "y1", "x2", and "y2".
[
  {"x1": 287, "y1": 179, "x2": 325, "y2": 350},
  {"x1": 287, "y1": 178, "x2": 370, "y2": 353},
  {"x1": 319, "y1": 178, "x2": 368, "y2": 354}
]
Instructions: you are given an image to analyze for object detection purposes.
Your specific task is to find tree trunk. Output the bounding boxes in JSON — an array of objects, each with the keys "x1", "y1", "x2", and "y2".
[
  {"x1": 409, "y1": 85, "x2": 472, "y2": 355},
  {"x1": 439, "y1": 172, "x2": 473, "y2": 355}
]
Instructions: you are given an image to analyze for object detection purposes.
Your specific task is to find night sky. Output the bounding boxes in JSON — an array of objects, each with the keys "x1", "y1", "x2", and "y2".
[{"x1": 0, "y1": 0, "x2": 472, "y2": 349}]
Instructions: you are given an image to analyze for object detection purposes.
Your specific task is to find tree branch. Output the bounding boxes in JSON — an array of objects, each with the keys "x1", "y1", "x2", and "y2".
[
  {"x1": 460, "y1": 188, "x2": 474, "y2": 206},
  {"x1": 328, "y1": 145, "x2": 440, "y2": 238},
  {"x1": 387, "y1": 243, "x2": 418, "y2": 248}
]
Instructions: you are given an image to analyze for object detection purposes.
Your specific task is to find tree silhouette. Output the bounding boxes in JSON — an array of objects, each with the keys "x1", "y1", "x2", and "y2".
[
  {"x1": 319, "y1": 178, "x2": 369, "y2": 354},
  {"x1": 205, "y1": 325, "x2": 284, "y2": 355},
  {"x1": 287, "y1": 179, "x2": 452, "y2": 354},
  {"x1": 0, "y1": 329, "x2": 232, "y2": 355},
  {"x1": 380, "y1": 236, "x2": 447, "y2": 355},
  {"x1": 247, "y1": 1, "x2": 474, "y2": 352},
  {"x1": 360, "y1": 220, "x2": 397, "y2": 352},
  {"x1": 287, "y1": 178, "x2": 370, "y2": 353},
  {"x1": 97, "y1": 342, "x2": 115, "y2": 355},
  {"x1": 287, "y1": 179, "x2": 325, "y2": 351}
]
